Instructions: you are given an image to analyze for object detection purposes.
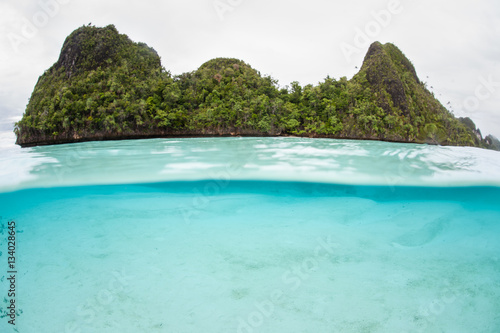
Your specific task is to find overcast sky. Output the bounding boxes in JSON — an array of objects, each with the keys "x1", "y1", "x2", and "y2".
[{"x1": 1, "y1": 0, "x2": 499, "y2": 137}]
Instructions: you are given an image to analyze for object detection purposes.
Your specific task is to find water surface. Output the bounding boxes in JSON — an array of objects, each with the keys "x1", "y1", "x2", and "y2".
[{"x1": 0, "y1": 134, "x2": 499, "y2": 332}]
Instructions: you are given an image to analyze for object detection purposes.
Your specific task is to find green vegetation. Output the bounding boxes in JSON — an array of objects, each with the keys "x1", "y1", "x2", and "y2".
[
  {"x1": 15, "y1": 25, "x2": 164, "y2": 144},
  {"x1": 484, "y1": 134, "x2": 500, "y2": 150},
  {"x1": 14, "y1": 25, "x2": 494, "y2": 149}
]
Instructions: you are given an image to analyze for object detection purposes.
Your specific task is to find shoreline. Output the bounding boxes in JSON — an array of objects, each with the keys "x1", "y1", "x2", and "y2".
[{"x1": 16, "y1": 132, "x2": 439, "y2": 148}]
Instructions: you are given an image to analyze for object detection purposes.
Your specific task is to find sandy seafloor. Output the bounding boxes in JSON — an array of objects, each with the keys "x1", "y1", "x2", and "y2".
[{"x1": 1, "y1": 131, "x2": 500, "y2": 332}]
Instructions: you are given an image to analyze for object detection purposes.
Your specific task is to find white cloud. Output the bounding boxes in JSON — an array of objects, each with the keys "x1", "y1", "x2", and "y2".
[{"x1": 1, "y1": 0, "x2": 499, "y2": 137}]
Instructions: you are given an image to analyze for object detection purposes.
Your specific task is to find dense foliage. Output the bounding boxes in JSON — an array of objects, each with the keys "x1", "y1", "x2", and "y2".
[
  {"x1": 15, "y1": 25, "x2": 164, "y2": 144},
  {"x1": 15, "y1": 25, "x2": 494, "y2": 149}
]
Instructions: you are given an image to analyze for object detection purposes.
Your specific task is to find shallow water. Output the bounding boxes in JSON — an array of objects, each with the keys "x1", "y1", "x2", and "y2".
[
  {"x1": 0, "y1": 134, "x2": 500, "y2": 332},
  {"x1": 2, "y1": 134, "x2": 500, "y2": 192}
]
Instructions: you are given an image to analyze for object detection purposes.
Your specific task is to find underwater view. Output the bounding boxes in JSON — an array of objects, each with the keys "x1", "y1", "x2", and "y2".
[
  {"x1": 3, "y1": 0, "x2": 500, "y2": 332},
  {"x1": 1, "y1": 132, "x2": 500, "y2": 333}
]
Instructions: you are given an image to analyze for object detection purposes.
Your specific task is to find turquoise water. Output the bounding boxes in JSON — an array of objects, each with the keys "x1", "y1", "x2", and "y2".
[{"x1": 1, "y1": 133, "x2": 500, "y2": 332}]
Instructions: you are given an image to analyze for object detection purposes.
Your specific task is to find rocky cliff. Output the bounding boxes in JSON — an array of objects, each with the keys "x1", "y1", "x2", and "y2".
[{"x1": 15, "y1": 25, "x2": 488, "y2": 148}]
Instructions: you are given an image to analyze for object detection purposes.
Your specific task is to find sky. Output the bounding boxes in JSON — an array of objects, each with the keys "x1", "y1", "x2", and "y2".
[{"x1": 1, "y1": 0, "x2": 500, "y2": 137}]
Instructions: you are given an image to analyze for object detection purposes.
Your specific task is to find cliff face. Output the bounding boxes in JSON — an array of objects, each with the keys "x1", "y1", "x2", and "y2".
[
  {"x1": 54, "y1": 24, "x2": 162, "y2": 77},
  {"x1": 360, "y1": 42, "x2": 412, "y2": 114},
  {"x1": 350, "y1": 42, "x2": 482, "y2": 146},
  {"x1": 15, "y1": 25, "x2": 486, "y2": 148},
  {"x1": 15, "y1": 25, "x2": 163, "y2": 147}
]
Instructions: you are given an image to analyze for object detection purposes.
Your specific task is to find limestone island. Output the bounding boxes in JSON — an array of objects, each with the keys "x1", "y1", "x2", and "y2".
[{"x1": 14, "y1": 24, "x2": 500, "y2": 150}]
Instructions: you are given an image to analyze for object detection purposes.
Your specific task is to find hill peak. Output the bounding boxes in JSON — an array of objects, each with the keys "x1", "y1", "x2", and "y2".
[
  {"x1": 361, "y1": 42, "x2": 419, "y2": 83},
  {"x1": 55, "y1": 24, "x2": 160, "y2": 78},
  {"x1": 14, "y1": 26, "x2": 490, "y2": 149}
]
